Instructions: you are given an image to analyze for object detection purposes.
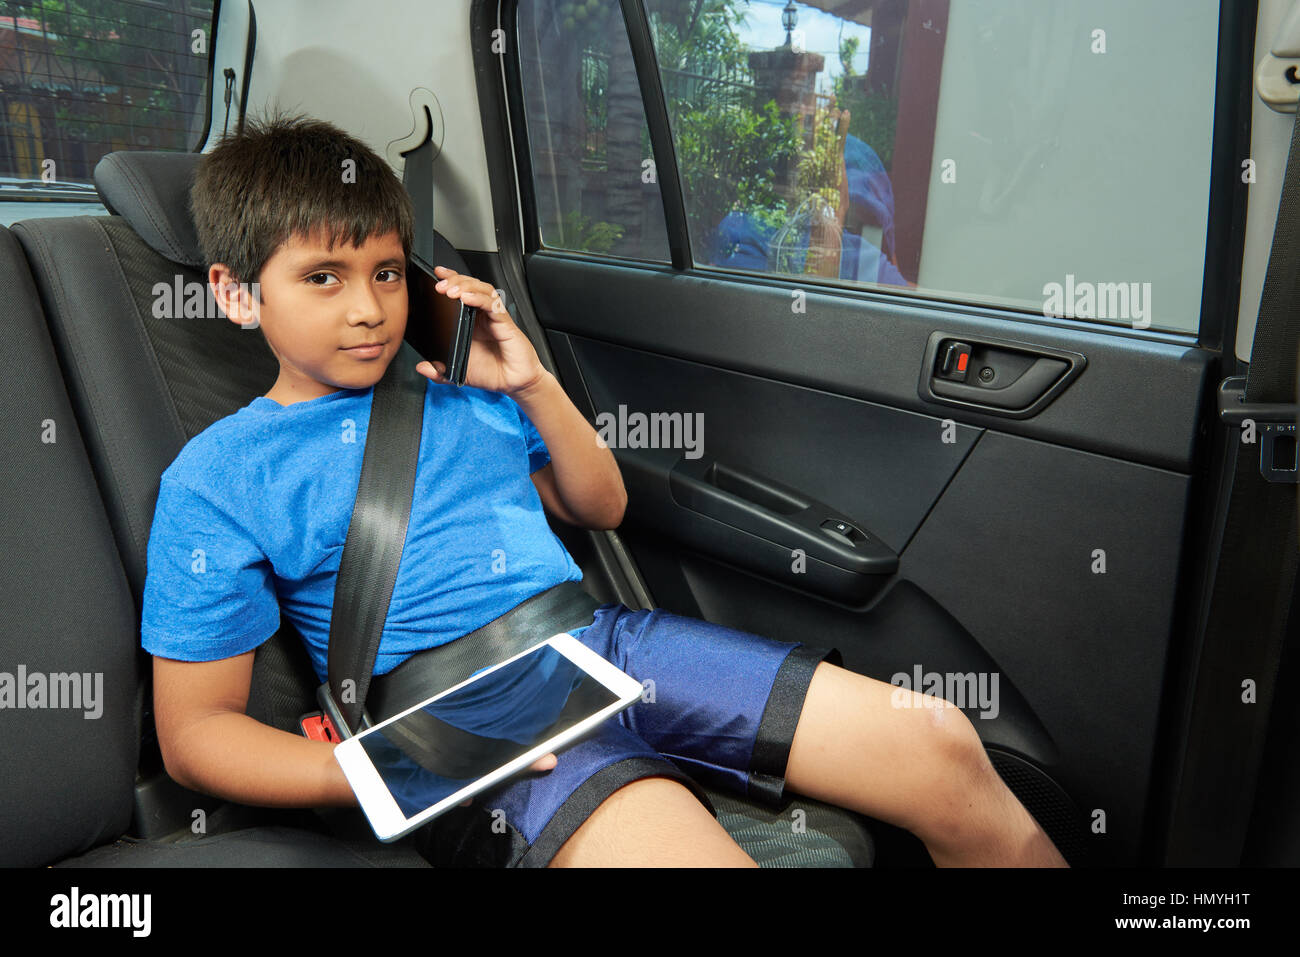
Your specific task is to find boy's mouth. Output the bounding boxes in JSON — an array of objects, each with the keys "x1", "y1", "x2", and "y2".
[{"x1": 341, "y1": 340, "x2": 387, "y2": 358}]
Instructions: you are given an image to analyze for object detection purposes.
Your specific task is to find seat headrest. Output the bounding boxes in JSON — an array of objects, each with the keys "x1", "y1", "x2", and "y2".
[{"x1": 93, "y1": 151, "x2": 205, "y2": 271}]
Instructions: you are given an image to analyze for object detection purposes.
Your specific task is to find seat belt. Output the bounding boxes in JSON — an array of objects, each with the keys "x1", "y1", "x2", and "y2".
[
  {"x1": 366, "y1": 581, "x2": 602, "y2": 722},
  {"x1": 316, "y1": 339, "x2": 428, "y2": 737},
  {"x1": 1166, "y1": 99, "x2": 1300, "y2": 864},
  {"x1": 403, "y1": 107, "x2": 439, "y2": 275}
]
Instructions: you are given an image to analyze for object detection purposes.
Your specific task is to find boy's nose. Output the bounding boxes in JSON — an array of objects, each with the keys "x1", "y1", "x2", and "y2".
[{"x1": 345, "y1": 285, "x2": 386, "y2": 322}]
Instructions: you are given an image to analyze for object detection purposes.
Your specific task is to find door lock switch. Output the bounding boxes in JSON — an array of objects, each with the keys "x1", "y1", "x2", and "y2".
[{"x1": 938, "y1": 341, "x2": 973, "y2": 382}]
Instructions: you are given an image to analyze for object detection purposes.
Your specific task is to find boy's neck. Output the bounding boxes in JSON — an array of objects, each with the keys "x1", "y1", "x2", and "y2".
[{"x1": 264, "y1": 380, "x2": 343, "y2": 407}]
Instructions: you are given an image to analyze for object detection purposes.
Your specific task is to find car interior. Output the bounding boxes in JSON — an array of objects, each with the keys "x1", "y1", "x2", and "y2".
[{"x1": 1, "y1": 0, "x2": 1296, "y2": 869}]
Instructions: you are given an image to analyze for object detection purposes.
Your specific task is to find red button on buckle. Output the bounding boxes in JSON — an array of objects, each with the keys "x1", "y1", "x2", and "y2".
[{"x1": 300, "y1": 713, "x2": 341, "y2": 743}]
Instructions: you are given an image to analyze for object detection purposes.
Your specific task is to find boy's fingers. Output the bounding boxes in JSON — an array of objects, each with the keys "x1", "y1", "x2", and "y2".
[
  {"x1": 415, "y1": 360, "x2": 446, "y2": 381},
  {"x1": 528, "y1": 752, "x2": 557, "y2": 773},
  {"x1": 456, "y1": 752, "x2": 555, "y2": 807},
  {"x1": 429, "y1": 271, "x2": 508, "y2": 318},
  {"x1": 435, "y1": 276, "x2": 495, "y2": 302}
]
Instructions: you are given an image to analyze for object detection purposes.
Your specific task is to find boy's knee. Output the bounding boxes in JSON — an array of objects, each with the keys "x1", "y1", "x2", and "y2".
[
  {"x1": 891, "y1": 688, "x2": 984, "y2": 765},
  {"x1": 909, "y1": 697, "x2": 1000, "y2": 832},
  {"x1": 921, "y1": 697, "x2": 988, "y2": 773}
]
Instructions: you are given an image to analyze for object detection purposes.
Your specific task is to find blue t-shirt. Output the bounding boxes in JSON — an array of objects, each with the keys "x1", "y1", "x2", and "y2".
[{"x1": 140, "y1": 379, "x2": 584, "y2": 681}]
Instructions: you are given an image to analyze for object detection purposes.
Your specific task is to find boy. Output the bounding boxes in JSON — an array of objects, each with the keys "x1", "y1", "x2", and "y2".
[{"x1": 141, "y1": 113, "x2": 1067, "y2": 867}]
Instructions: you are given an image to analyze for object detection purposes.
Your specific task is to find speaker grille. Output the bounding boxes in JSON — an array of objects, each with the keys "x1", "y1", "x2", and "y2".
[{"x1": 987, "y1": 748, "x2": 1089, "y2": 867}]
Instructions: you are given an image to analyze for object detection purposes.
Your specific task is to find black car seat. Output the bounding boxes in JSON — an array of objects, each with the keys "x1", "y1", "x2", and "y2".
[
  {"x1": 8, "y1": 149, "x2": 874, "y2": 867},
  {"x1": 0, "y1": 224, "x2": 429, "y2": 866}
]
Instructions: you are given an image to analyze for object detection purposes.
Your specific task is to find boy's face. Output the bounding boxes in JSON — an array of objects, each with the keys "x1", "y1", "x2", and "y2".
[{"x1": 210, "y1": 227, "x2": 407, "y2": 405}]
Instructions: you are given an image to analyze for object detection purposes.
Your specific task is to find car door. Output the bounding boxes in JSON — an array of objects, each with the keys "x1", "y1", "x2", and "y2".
[{"x1": 466, "y1": 0, "x2": 1258, "y2": 866}]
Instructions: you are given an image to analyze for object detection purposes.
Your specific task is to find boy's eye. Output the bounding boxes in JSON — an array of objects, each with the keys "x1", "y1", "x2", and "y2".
[
  {"x1": 306, "y1": 272, "x2": 339, "y2": 286},
  {"x1": 377, "y1": 269, "x2": 401, "y2": 282}
]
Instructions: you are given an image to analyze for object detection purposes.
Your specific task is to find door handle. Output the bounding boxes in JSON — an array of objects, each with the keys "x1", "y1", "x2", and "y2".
[
  {"x1": 918, "y1": 332, "x2": 1085, "y2": 419},
  {"x1": 931, "y1": 355, "x2": 1068, "y2": 409}
]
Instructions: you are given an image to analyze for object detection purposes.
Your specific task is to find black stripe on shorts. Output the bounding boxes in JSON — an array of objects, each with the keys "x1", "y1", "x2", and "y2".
[{"x1": 746, "y1": 643, "x2": 843, "y2": 808}]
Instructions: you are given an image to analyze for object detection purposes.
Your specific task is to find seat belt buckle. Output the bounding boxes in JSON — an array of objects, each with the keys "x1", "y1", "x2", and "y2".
[
  {"x1": 313, "y1": 681, "x2": 376, "y2": 742},
  {"x1": 1218, "y1": 376, "x2": 1300, "y2": 484},
  {"x1": 298, "y1": 711, "x2": 342, "y2": 743}
]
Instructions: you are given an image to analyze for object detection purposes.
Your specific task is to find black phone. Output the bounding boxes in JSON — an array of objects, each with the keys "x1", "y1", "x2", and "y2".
[{"x1": 407, "y1": 256, "x2": 474, "y2": 386}]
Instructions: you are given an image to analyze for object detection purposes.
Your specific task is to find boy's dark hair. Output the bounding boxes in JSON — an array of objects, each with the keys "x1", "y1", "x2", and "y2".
[{"x1": 190, "y1": 109, "x2": 414, "y2": 285}]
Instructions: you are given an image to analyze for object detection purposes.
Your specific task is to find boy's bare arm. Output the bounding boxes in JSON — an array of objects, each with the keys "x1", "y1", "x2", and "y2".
[
  {"x1": 153, "y1": 652, "x2": 357, "y2": 807},
  {"x1": 153, "y1": 652, "x2": 560, "y2": 807},
  {"x1": 515, "y1": 372, "x2": 627, "y2": 530}
]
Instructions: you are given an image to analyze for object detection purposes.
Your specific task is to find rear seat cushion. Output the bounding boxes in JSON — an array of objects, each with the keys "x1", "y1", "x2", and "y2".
[{"x1": 55, "y1": 825, "x2": 431, "y2": 868}]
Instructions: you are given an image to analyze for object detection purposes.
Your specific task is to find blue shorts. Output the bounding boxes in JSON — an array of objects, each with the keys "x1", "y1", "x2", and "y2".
[{"x1": 404, "y1": 602, "x2": 842, "y2": 867}]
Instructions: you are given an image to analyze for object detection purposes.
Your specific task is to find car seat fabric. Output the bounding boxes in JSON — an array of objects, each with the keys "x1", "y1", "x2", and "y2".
[
  {"x1": 0, "y1": 225, "x2": 140, "y2": 866},
  {"x1": 54, "y1": 825, "x2": 430, "y2": 868}
]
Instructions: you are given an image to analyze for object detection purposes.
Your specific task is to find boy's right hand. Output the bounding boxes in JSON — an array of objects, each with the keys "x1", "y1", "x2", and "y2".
[
  {"x1": 458, "y1": 752, "x2": 557, "y2": 806},
  {"x1": 526, "y1": 752, "x2": 559, "y2": 774}
]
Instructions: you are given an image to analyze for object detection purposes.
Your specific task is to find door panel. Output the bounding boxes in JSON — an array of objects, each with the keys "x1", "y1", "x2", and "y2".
[{"x1": 542, "y1": 301, "x2": 1194, "y2": 865}]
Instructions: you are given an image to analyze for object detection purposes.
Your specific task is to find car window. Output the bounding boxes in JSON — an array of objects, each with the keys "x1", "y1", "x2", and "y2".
[
  {"x1": 517, "y1": 0, "x2": 1220, "y2": 335},
  {"x1": 516, "y1": 0, "x2": 673, "y2": 263},
  {"x1": 0, "y1": 0, "x2": 216, "y2": 225}
]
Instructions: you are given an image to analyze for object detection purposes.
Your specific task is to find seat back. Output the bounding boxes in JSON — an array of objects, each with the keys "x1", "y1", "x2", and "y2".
[{"x1": 0, "y1": 226, "x2": 140, "y2": 865}]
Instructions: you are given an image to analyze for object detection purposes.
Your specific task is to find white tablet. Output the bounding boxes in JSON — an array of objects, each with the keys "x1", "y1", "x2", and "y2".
[{"x1": 333, "y1": 632, "x2": 643, "y2": 842}]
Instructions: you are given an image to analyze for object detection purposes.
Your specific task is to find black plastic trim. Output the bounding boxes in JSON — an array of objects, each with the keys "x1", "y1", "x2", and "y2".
[
  {"x1": 530, "y1": 258, "x2": 1209, "y2": 473},
  {"x1": 192, "y1": 0, "x2": 222, "y2": 152},
  {"x1": 667, "y1": 455, "x2": 898, "y2": 576},
  {"x1": 480, "y1": 3, "x2": 655, "y2": 613},
  {"x1": 616, "y1": 445, "x2": 896, "y2": 605},
  {"x1": 1146, "y1": 0, "x2": 1262, "y2": 865},
  {"x1": 499, "y1": 0, "x2": 538, "y2": 257},
  {"x1": 617, "y1": 0, "x2": 691, "y2": 270},
  {"x1": 1218, "y1": 375, "x2": 1299, "y2": 424},
  {"x1": 237, "y1": 2, "x2": 256, "y2": 134},
  {"x1": 1197, "y1": 0, "x2": 1257, "y2": 352}
]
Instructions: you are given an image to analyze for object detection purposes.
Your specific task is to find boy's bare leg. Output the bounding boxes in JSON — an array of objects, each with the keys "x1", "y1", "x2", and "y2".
[
  {"x1": 548, "y1": 776, "x2": 756, "y2": 867},
  {"x1": 783, "y1": 662, "x2": 1068, "y2": 867},
  {"x1": 549, "y1": 661, "x2": 1067, "y2": 868}
]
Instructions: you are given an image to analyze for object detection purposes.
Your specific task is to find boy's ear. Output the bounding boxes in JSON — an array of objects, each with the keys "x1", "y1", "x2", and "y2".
[{"x1": 208, "y1": 263, "x2": 262, "y2": 330}]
